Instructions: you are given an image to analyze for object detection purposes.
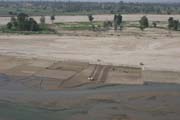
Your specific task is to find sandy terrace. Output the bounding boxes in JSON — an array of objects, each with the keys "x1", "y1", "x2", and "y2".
[{"x1": 0, "y1": 27, "x2": 180, "y2": 71}]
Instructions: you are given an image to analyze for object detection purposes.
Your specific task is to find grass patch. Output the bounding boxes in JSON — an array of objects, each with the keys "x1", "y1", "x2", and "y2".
[
  {"x1": 55, "y1": 21, "x2": 103, "y2": 31},
  {"x1": 0, "y1": 25, "x2": 57, "y2": 35}
]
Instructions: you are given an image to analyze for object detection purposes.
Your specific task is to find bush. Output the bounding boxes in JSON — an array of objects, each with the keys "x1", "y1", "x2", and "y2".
[{"x1": 103, "y1": 21, "x2": 112, "y2": 30}]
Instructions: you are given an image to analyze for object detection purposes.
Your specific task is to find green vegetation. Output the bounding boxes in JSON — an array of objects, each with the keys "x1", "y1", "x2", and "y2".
[
  {"x1": 1, "y1": 18, "x2": 176, "y2": 34},
  {"x1": 0, "y1": 12, "x2": 179, "y2": 34},
  {"x1": 0, "y1": 25, "x2": 56, "y2": 35},
  {"x1": 7, "y1": 13, "x2": 40, "y2": 31},
  {"x1": 0, "y1": 13, "x2": 56, "y2": 34},
  {"x1": 55, "y1": 21, "x2": 103, "y2": 31}
]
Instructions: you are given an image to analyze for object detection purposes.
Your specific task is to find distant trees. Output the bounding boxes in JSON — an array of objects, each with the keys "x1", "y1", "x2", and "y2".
[
  {"x1": 8, "y1": 11, "x2": 17, "y2": 16},
  {"x1": 1, "y1": 2, "x2": 180, "y2": 16},
  {"x1": 114, "y1": 14, "x2": 122, "y2": 30},
  {"x1": 6, "y1": 13, "x2": 40, "y2": 31},
  {"x1": 168, "y1": 17, "x2": 179, "y2": 31},
  {"x1": 8, "y1": 11, "x2": 13, "y2": 15},
  {"x1": 139, "y1": 16, "x2": 149, "y2": 31}
]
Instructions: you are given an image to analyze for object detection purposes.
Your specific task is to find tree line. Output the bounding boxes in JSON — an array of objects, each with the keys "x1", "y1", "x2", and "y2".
[
  {"x1": 5, "y1": 13, "x2": 180, "y2": 32},
  {"x1": 1, "y1": 1, "x2": 180, "y2": 15},
  {"x1": 88, "y1": 14, "x2": 179, "y2": 31}
]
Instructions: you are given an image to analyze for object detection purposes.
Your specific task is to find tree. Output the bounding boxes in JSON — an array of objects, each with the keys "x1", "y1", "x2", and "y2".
[
  {"x1": 29, "y1": 18, "x2": 39, "y2": 31},
  {"x1": 50, "y1": 15, "x2": 55, "y2": 23},
  {"x1": 114, "y1": 14, "x2": 123, "y2": 30},
  {"x1": 17, "y1": 13, "x2": 28, "y2": 22},
  {"x1": 117, "y1": 14, "x2": 122, "y2": 26},
  {"x1": 168, "y1": 17, "x2": 179, "y2": 31},
  {"x1": 88, "y1": 14, "x2": 95, "y2": 30},
  {"x1": 17, "y1": 13, "x2": 29, "y2": 31},
  {"x1": 10, "y1": 16, "x2": 18, "y2": 28},
  {"x1": 173, "y1": 20, "x2": 179, "y2": 31},
  {"x1": 88, "y1": 14, "x2": 94, "y2": 23},
  {"x1": 6, "y1": 13, "x2": 40, "y2": 31},
  {"x1": 114, "y1": 15, "x2": 117, "y2": 30},
  {"x1": 139, "y1": 16, "x2": 149, "y2": 31},
  {"x1": 168, "y1": 17, "x2": 174, "y2": 30}
]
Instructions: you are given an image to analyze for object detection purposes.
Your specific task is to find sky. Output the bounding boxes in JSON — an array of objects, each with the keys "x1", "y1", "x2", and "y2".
[
  {"x1": 59, "y1": 0, "x2": 180, "y2": 3},
  {"x1": 4, "y1": 0, "x2": 180, "y2": 3}
]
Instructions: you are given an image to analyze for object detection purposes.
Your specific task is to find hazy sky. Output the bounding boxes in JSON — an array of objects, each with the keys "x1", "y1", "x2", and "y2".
[
  {"x1": 6, "y1": 0, "x2": 180, "y2": 3},
  {"x1": 59, "y1": 0, "x2": 180, "y2": 3}
]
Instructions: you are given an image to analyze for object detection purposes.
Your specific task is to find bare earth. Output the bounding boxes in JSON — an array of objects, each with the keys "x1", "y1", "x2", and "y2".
[{"x1": 0, "y1": 28, "x2": 180, "y2": 71}]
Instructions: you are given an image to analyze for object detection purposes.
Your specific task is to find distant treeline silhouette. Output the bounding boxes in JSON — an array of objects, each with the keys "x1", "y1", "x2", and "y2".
[{"x1": 0, "y1": 1, "x2": 180, "y2": 15}]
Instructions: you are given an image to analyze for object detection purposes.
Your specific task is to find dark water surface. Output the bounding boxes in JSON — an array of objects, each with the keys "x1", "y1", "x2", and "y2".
[{"x1": 0, "y1": 83, "x2": 180, "y2": 120}]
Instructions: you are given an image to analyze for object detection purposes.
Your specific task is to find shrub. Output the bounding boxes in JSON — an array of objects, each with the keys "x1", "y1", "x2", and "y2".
[{"x1": 103, "y1": 21, "x2": 112, "y2": 29}]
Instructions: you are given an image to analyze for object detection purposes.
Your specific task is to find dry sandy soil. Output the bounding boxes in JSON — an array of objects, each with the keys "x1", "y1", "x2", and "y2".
[
  {"x1": 0, "y1": 27, "x2": 180, "y2": 71},
  {"x1": 1, "y1": 14, "x2": 180, "y2": 25}
]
